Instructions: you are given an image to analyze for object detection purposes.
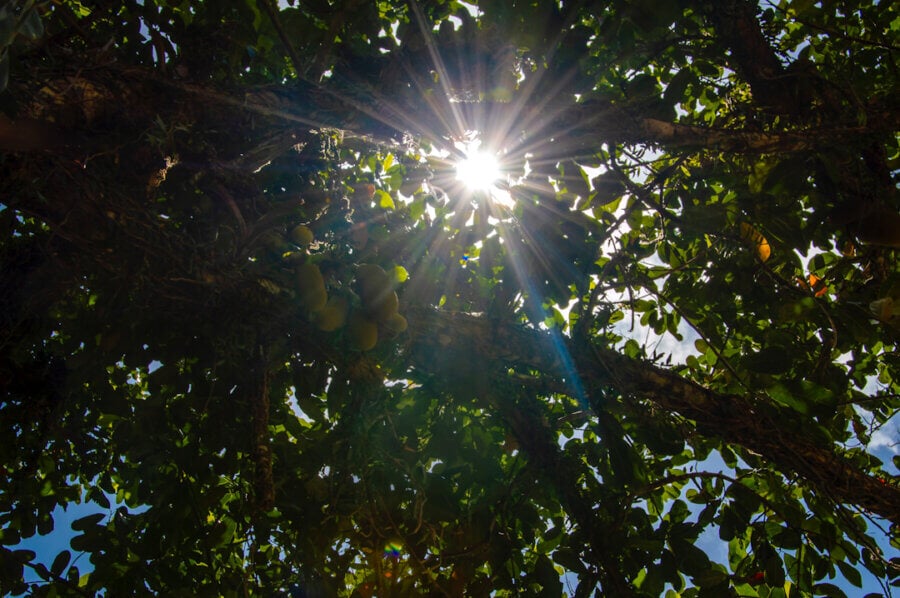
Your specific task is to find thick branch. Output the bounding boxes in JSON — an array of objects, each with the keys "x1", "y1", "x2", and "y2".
[
  {"x1": 15, "y1": 62, "x2": 895, "y2": 165},
  {"x1": 405, "y1": 308, "x2": 900, "y2": 525},
  {"x1": 585, "y1": 347, "x2": 900, "y2": 523},
  {"x1": 636, "y1": 119, "x2": 892, "y2": 153},
  {"x1": 556, "y1": 103, "x2": 899, "y2": 154}
]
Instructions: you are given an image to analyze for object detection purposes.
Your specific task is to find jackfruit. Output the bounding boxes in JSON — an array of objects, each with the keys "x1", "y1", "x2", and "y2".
[
  {"x1": 356, "y1": 264, "x2": 399, "y2": 321},
  {"x1": 348, "y1": 312, "x2": 378, "y2": 351},
  {"x1": 290, "y1": 224, "x2": 314, "y2": 247},
  {"x1": 316, "y1": 296, "x2": 349, "y2": 331},
  {"x1": 297, "y1": 263, "x2": 327, "y2": 311},
  {"x1": 381, "y1": 313, "x2": 408, "y2": 336}
]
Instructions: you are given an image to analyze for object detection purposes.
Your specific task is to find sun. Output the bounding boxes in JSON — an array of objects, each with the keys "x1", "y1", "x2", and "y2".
[{"x1": 455, "y1": 148, "x2": 501, "y2": 191}]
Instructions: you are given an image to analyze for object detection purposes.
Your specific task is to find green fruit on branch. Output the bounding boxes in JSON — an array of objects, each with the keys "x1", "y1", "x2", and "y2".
[
  {"x1": 356, "y1": 264, "x2": 392, "y2": 299},
  {"x1": 370, "y1": 290, "x2": 399, "y2": 322},
  {"x1": 381, "y1": 312, "x2": 408, "y2": 336},
  {"x1": 355, "y1": 264, "x2": 400, "y2": 321},
  {"x1": 348, "y1": 311, "x2": 378, "y2": 351},
  {"x1": 261, "y1": 230, "x2": 290, "y2": 253},
  {"x1": 290, "y1": 224, "x2": 315, "y2": 247},
  {"x1": 316, "y1": 296, "x2": 350, "y2": 331},
  {"x1": 297, "y1": 263, "x2": 327, "y2": 312}
]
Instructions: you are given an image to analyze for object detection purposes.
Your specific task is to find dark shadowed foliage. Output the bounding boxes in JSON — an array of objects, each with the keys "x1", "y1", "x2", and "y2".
[{"x1": 1, "y1": 0, "x2": 898, "y2": 596}]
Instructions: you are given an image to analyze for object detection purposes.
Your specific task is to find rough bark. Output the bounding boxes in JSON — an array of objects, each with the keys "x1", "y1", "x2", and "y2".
[{"x1": 588, "y1": 347, "x2": 900, "y2": 524}]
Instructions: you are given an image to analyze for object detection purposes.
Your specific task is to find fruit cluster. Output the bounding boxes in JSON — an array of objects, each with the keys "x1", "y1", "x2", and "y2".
[
  {"x1": 348, "y1": 264, "x2": 407, "y2": 351},
  {"x1": 297, "y1": 259, "x2": 406, "y2": 351}
]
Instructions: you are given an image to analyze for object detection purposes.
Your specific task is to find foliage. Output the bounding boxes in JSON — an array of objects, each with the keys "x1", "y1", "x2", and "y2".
[{"x1": 1, "y1": 0, "x2": 899, "y2": 595}]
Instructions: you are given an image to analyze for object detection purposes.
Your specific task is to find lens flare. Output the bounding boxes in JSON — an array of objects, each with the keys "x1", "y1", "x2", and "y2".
[{"x1": 383, "y1": 541, "x2": 402, "y2": 560}]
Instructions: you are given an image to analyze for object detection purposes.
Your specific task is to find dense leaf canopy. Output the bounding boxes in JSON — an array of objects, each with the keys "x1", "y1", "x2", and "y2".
[{"x1": 1, "y1": 0, "x2": 899, "y2": 596}]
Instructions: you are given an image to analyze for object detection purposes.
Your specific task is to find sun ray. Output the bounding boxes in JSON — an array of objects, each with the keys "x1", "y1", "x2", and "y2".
[
  {"x1": 492, "y1": 217, "x2": 589, "y2": 407},
  {"x1": 407, "y1": 0, "x2": 469, "y2": 140},
  {"x1": 312, "y1": 2, "x2": 598, "y2": 410}
]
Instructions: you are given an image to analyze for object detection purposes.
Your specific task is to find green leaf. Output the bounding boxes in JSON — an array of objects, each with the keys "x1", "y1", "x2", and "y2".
[
  {"x1": 70, "y1": 534, "x2": 93, "y2": 552},
  {"x1": 87, "y1": 487, "x2": 111, "y2": 509},
  {"x1": 591, "y1": 171, "x2": 626, "y2": 202},
  {"x1": 812, "y1": 583, "x2": 848, "y2": 598},
  {"x1": 12, "y1": 548, "x2": 36, "y2": 562},
  {"x1": 627, "y1": 73, "x2": 658, "y2": 99},
  {"x1": 764, "y1": 552, "x2": 785, "y2": 587},
  {"x1": 50, "y1": 550, "x2": 71, "y2": 577},
  {"x1": 71, "y1": 513, "x2": 105, "y2": 531},
  {"x1": 671, "y1": 539, "x2": 711, "y2": 577},
  {"x1": 295, "y1": 393, "x2": 324, "y2": 422},
  {"x1": 534, "y1": 554, "x2": 562, "y2": 592},
  {"x1": 663, "y1": 68, "x2": 694, "y2": 107},
  {"x1": 772, "y1": 527, "x2": 802, "y2": 550},
  {"x1": 553, "y1": 547, "x2": 586, "y2": 573},
  {"x1": 205, "y1": 519, "x2": 237, "y2": 548},
  {"x1": 836, "y1": 559, "x2": 862, "y2": 588},
  {"x1": 409, "y1": 196, "x2": 426, "y2": 220},
  {"x1": 748, "y1": 160, "x2": 775, "y2": 194},
  {"x1": 693, "y1": 568, "x2": 728, "y2": 587},
  {"x1": 377, "y1": 189, "x2": 395, "y2": 210},
  {"x1": 766, "y1": 383, "x2": 809, "y2": 414}
]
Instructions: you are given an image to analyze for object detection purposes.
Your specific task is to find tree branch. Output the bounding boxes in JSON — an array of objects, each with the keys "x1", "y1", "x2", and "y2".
[
  {"x1": 405, "y1": 307, "x2": 900, "y2": 525},
  {"x1": 18, "y1": 60, "x2": 896, "y2": 166}
]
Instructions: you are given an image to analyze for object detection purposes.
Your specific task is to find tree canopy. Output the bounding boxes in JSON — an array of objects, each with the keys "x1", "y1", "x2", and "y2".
[{"x1": 1, "y1": 0, "x2": 899, "y2": 595}]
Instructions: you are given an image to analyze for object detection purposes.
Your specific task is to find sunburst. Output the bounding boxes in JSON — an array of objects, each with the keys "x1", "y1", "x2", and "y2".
[
  {"x1": 455, "y1": 145, "x2": 501, "y2": 192},
  {"x1": 299, "y1": 1, "x2": 585, "y2": 401}
]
